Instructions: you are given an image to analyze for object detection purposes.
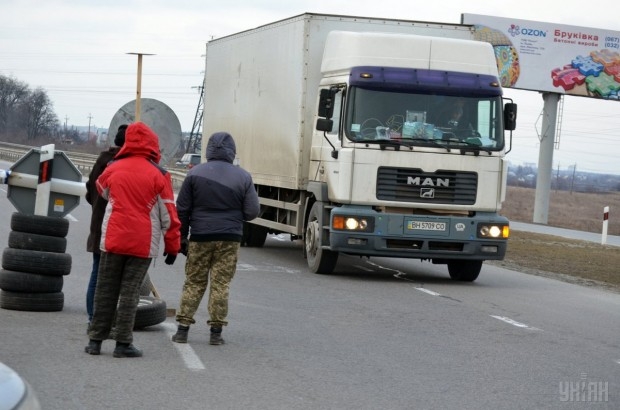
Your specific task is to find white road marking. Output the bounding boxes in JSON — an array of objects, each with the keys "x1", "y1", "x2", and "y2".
[
  {"x1": 490, "y1": 315, "x2": 541, "y2": 331},
  {"x1": 236, "y1": 262, "x2": 300, "y2": 275},
  {"x1": 415, "y1": 287, "x2": 441, "y2": 296},
  {"x1": 161, "y1": 322, "x2": 206, "y2": 371}
]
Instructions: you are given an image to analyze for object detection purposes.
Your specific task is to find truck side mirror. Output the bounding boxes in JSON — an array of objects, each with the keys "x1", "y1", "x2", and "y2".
[
  {"x1": 316, "y1": 118, "x2": 333, "y2": 132},
  {"x1": 504, "y1": 103, "x2": 517, "y2": 131},
  {"x1": 318, "y1": 88, "x2": 337, "y2": 119}
]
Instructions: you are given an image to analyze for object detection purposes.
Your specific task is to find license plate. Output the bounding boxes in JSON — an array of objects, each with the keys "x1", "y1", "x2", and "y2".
[{"x1": 407, "y1": 221, "x2": 447, "y2": 231}]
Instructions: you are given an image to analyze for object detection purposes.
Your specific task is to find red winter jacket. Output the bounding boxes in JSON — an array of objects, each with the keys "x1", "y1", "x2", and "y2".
[{"x1": 96, "y1": 122, "x2": 181, "y2": 258}]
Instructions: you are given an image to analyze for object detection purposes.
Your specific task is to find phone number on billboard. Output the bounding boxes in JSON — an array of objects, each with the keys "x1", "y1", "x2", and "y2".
[{"x1": 605, "y1": 36, "x2": 619, "y2": 49}]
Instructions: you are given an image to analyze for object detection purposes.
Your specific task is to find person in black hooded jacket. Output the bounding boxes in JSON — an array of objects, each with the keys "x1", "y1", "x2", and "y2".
[{"x1": 172, "y1": 131, "x2": 260, "y2": 345}]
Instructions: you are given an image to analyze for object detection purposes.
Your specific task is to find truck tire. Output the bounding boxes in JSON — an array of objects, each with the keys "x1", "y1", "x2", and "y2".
[
  {"x1": 447, "y1": 260, "x2": 482, "y2": 282},
  {"x1": 134, "y1": 296, "x2": 167, "y2": 329},
  {"x1": 8, "y1": 231, "x2": 67, "y2": 253},
  {"x1": 0, "y1": 290, "x2": 64, "y2": 312},
  {"x1": 242, "y1": 222, "x2": 268, "y2": 247},
  {"x1": 2, "y1": 248, "x2": 72, "y2": 276},
  {"x1": 10, "y1": 212, "x2": 69, "y2": 238},
  {"x1": 0, "y1": 269, "x2": 63, "y2": 293},
  {"x1": 305, "y1": 202, "x2": 338, "y2": 274}
]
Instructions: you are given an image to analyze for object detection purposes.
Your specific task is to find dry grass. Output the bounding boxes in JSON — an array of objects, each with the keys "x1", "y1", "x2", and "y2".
[
  {"x1": 501, "y1": 186, "x2": 620, "y2": 235},
  {"x1": 491, "y1": 186, "x2": 620, "y2": 292}
]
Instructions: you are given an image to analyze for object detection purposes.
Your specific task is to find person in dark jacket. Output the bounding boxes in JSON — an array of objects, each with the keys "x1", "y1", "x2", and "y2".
[
  {"x1": 172, "y1": 131, "x2": 260, "y2": 345},
  {"x1": 85, "y1": 124, "x2": 127, "y2": 329},
  {"x1": 85, "y1": 122, "x2": 181, "y2": 358}
]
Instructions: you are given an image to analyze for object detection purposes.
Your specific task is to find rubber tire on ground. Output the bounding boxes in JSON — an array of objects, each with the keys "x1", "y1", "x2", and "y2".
[
  {"x1": 0, "y1": 290, "x2": 64, "y2": 312},
  {"x1": 8, "y1": 231, "x2": 67, "y2": 253},
  {"x1": 134, "y1": 296, "x2": 167, "y2": 329},
  {"x1": 2, "y1": 248, "x2": 72, "y2": 276},
  {"x1": 0, "y1": 269, "x2": 63, "y2": 293},
  {"x1": 447, "y1": 260, "x2": 482, "y2": 282},
  {"x1": 10, "y1": 212, "x2": 69, "y2": 238},
  {"x1": 242, "y1": 222, "x2": 268, "y2": 247},
  {"x1": 305, "y1": 202, "x2": 338, "y2": 274},
  {"x1": 139, "y1": 273, "x2": 153, "y2": 296}
]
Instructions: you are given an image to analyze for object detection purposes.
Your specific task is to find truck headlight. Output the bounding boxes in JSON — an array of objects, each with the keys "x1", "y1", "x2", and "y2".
[
  {"x1": 477, "y1": 223, "x2": 509, "y2": 239},
  {"x1": 332, "y1": 215, "x2": 374, "y2": 232}
]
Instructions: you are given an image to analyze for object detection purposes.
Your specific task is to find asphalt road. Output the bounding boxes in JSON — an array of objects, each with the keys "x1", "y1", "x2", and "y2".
[{"x1": 0, "y1": 160, "x2": 618, "y2": 409}]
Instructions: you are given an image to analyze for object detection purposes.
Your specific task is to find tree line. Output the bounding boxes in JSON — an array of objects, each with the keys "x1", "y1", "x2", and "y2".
[{"x1": 0, "y1": 74, "x2": 63, "y2": 144}]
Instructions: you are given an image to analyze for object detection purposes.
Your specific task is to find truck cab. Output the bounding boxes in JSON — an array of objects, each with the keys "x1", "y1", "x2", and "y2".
[{"x1": 306, "y1": 32, "x2": 517, "y2": 280}]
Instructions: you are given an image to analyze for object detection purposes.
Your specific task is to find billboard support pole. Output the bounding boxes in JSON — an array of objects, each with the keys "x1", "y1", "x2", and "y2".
[{"x1": 533, "y1": 92, "x2": 560, "y2": 224}]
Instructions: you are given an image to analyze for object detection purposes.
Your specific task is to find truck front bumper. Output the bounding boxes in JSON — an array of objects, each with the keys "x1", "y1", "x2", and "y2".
[{"x1": 328, "y1": 207, "x2": 508, "y2": 261}]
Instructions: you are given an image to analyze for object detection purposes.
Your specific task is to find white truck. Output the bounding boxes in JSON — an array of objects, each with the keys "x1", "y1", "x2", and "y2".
[{"x1": 202, "y1": 13, "x2": 517, "y2": 281}]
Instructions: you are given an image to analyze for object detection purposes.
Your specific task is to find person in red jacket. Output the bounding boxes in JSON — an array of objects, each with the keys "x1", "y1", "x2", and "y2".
[
  {"x1": 85, "y1": 124, "x2": 126, "y2": 330},
  {"x1": 85, "y1": 122, "x2": 181, "y2": 358}
]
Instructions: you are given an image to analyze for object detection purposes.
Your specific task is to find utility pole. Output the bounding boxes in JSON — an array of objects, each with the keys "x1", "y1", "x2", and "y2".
[
  {"x1": 187, "y1": 85, "x2": 204, "y2": 153},
  {"x1": 87, "y1": 113, "x2": 93, "y2": 141},
  {"x1": 570, "y1": 163, "x2": 577, "y2": 194},
  {"x1": 127, "y1": 52, "x2": 155, "y2": 121}
]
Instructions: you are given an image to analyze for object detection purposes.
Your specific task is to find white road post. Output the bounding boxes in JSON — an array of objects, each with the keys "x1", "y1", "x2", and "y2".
[
  {"x1": 34, "y1": 144, "x2": 55, "y2": 216},
  {"x1": 602, "y1": 206, "x2": 609, "y2": 245}
]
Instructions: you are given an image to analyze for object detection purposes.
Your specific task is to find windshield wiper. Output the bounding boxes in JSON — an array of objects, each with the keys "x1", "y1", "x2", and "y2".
[{"x1": 441, "y1": 137, "x2": 492, "y2": 155}]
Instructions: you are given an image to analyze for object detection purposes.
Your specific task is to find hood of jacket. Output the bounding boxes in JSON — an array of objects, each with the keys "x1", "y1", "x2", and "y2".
[
  {"x1": 115, "y1": 122, "x2": 161, "y2": 163},
  {"x1": 206, "y1": 132, "x2": 236, "y2": 164}
]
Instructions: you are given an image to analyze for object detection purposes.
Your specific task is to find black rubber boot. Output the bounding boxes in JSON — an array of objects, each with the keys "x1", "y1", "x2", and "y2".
[
  {"x1": 209, "y1": 327, "x2": 224, "y2": 345},
  {"x1": 84, "y1": 340, "x2": 102, "y2": 355},
  {"x1": 113, "y1": 342, "x2": 143, "y2": 358},
  {"x1": 171, "y1": 325, "x2": 189, "y2": 343}
]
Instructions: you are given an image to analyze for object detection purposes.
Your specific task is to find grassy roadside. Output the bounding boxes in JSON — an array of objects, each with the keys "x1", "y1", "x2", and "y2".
[{"x1": 488, "y1": 230, "x2": 620, "y2": 292}]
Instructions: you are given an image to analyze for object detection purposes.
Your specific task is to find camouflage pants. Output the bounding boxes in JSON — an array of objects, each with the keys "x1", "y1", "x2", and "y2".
[
  {"x1": 89, "y1": 252, "x2": 151, "y2": 343},
  {"x1": 176, "y1": 241, "x2": 240, "y2": 328}
]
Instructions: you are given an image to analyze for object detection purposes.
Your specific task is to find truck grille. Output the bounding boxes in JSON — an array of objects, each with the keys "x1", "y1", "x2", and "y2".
[{"x1": 376, "y1": 167, "x2": 477, "y2": 205}]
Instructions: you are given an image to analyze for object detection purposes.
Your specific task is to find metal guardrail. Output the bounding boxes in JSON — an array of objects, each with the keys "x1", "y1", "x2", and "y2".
[{"x1": 0, "y1": 141, "x2": 188, "y2": 190}]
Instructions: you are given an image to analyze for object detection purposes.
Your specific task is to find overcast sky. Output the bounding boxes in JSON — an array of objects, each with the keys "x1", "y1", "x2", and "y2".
[{"x1": 2, "y1": 0, "x2": 619, "y2": 174}]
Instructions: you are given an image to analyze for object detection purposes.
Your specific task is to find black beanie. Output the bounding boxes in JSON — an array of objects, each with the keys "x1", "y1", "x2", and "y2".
[{"x1": 114, "y1": 124, "x2": 128, "y2": 147}]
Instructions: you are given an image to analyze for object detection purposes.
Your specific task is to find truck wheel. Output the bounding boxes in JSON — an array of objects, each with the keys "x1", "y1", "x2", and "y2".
[
  {"x1": 447, "y1": 260, "x2": 482, "y2": 282},
  {"x1": 242, "y1": 223, "x2": 268, "y2": 247},
  {"x1": 305, "y1": 202, "x2": 338, "y2": 274}
]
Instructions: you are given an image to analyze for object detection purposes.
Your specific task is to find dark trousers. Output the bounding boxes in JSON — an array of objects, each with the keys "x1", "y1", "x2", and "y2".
[
  {"x1": 89, "y1": 252, "x2": 151, "y2": 344},
  {"x1": 86, "y1": 252, "x2": 100, "y2": 322}
]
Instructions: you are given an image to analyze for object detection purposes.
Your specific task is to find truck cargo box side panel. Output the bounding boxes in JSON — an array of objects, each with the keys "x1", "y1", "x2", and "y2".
[{"x1": 203, "y1": 17, "x2": 309, "y2": 189}]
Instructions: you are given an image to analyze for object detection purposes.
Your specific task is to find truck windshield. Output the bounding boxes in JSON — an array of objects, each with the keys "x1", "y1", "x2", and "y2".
[{"x1": 344, "y1": 87, "x2": 504, "y2": 151}]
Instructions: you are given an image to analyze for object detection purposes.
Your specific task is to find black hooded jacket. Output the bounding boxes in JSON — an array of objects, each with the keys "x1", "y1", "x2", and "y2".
[{"x1": 176, "y1": 132, "x2": 260, "y2": 242}]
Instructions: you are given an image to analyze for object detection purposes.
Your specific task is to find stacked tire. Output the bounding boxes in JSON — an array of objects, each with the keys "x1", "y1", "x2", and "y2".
[{"x1": 0, "y1": 213, "x2": 71, "y2": 312}]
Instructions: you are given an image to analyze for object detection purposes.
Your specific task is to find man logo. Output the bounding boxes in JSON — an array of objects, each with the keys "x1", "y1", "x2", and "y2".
[{"x1": 420, "y1": 188, "x2": 435, "y2": 198}]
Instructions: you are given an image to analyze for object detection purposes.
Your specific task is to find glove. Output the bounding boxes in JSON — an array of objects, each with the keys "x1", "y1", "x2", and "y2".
[
  {"x1": 163, "y1": 252, "x2": 177, "y2": 265},
  {"x1": 180, "y1": 238, "x2": 189, "y2": 256}
]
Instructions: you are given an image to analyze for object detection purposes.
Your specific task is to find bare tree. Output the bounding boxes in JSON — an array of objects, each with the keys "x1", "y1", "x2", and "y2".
[
  {"x1": 0, "y1": 75, "x2": 29, "y2": 135},
  {"x1": 19, "y1": 88, "x2": 59, "y2": 140},
  {"x1": 0, "y1": 75, "x2": 59, "y2": 142}
]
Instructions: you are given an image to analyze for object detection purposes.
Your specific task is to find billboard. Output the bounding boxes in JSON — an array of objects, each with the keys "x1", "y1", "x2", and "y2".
[{"x1": 462, "y1": 14, "x2": 620, "y2": 101}]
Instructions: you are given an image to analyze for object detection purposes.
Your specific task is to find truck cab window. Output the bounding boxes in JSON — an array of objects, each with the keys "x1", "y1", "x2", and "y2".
[{"x1": 345, "y1": 87, "x2": 504, "y2": 150}]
